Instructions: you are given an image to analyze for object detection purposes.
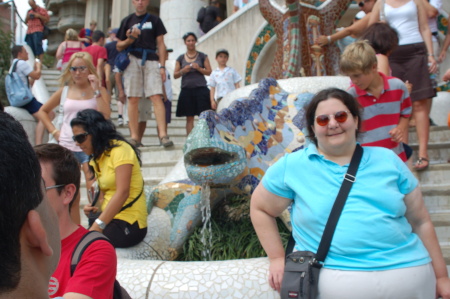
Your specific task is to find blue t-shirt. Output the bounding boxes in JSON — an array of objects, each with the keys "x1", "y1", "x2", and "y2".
[{"x1": 262, "y1": 144, "x2": 431, "y2": 271}]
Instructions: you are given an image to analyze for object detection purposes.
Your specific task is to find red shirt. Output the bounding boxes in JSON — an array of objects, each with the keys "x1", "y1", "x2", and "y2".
[
  {"x1": 26, "y1": 6, "x2": 49, "y2": 34},
  {"x1": 48, "y1": 226, "x2": 116, "y2": 298},
  {"x1": 347, "y1": 72, "x2": 412, "y2": 162},
  {"x1": 82, "y1": 45, "x2": 108, "y2": 67}
]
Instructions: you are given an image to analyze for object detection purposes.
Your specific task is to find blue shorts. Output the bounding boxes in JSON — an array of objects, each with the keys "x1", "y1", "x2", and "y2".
[
  {"x1": 25, "y1": 31, "x2": 44, "y2": 56},
  {"x1": 22, "y1": 97, "x2": 42, "y2": 114},
  {"x1": 72, "y1": 151, "x2": 90, "y2": 164}
]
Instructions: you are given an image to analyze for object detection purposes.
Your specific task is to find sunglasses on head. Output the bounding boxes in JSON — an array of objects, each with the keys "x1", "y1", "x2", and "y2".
[
  {"x1": 315, "y1": 111, "x2": 349, "y2": 126},
  {"x1": 72, "y1": 132, "x2": 89, "y2": 143},
  {"x1": 69, "y1": 66, "x2": 88, "y2": 72}
]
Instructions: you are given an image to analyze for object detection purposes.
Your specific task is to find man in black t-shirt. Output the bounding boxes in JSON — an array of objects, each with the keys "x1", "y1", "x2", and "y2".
[
  {"x1": 201, "y1": 1, "x2": 223, "y2": 34},
  {"x1": 116, "y1": 0, "x2": 173, "y2": 148}
]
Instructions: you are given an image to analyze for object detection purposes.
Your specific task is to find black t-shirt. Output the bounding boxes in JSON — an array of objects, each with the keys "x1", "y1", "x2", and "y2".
[
  {"x1": 201, "y1": 6, "x2": 221, "y2": 33},
  {"x1": 117, "y1": 13, "x2": 167, "y2": 61},
  {"x1": 105, "y1": 41, "x2": 119, "y2": 66}
]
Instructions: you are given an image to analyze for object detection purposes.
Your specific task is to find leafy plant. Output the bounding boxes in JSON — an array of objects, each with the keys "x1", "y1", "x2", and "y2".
[
  {"x1": 177, "y1": 195, "x2": 290, "y2": 261},
  {"x1": 42, "y1": 53, "x2": 55, "y2": 69},
  {"x1": 0, "y1": 30, "x2": 13, "y2": 108}
]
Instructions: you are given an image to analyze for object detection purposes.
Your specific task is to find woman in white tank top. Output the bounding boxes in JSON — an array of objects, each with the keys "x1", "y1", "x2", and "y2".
[
  {"x1": 369, "y1": 0, "x2": 437, "y2": 172},
  {"x1": 38, "y1": 52, "x2": 110, "y2": 224}
]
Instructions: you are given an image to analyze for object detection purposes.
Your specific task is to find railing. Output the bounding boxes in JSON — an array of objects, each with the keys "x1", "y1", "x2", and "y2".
[{"x1": 0, "y1": 0, "x2": 27, "y2": 44}]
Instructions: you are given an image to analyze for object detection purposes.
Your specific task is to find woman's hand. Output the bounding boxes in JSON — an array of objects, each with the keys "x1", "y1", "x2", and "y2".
[
  {"x1": 316, "y1": 35, "x2": 329, "y2": 47},
  {"x1": 438, "y1": 50, "x2": 447, "y2": 63},
  {"x1": 88, "y1": 74, "x2": 100, "y2": 91},
  {"x1": 436, "y1": 276, "x2": 450, "y2": 299},
  {"x1": 53, "y1": 130, "x2": 60, "y2": 142},
  {"x1": 83, "y1": 204, "x2": 98, "y2": 216},
  {"x1": 268, "y1": 256, "x2": 285, "y2": 292},
  {"x1": 428, "y1": 55, "x2": 437, "y2": 74},
  {"x1": 190, "y1": 62, "x2": 200, "y2": 70},
  {"x1": 443, "y1": 69, "x2": 450, "y2": 82}
]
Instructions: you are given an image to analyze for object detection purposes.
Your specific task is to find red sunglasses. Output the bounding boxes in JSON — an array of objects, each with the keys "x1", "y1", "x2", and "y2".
[{"x1": 315, "y1": 111, "x2": 349, "y2": 126}]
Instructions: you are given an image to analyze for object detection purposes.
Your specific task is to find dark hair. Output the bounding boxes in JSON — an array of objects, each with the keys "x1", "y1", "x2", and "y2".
[
  {"x1": 34, "y1": 144, "x2": 81, "y2": 210},
  {"x1": 11, "y1": 45, "x2": 23, "y2": 59},
  {"x1": 70, "y1": 109, "x2": 141, "y2": 174},
  {"x1": 305, "y1": 88, "x2": 362, "y2": 145},
  {"x1": 92, "y1": 30, "x2": 105, "y2": 43},
  {"x1": 0, "y1": 111, "x2": 43, "y2": 291},
  {"x1": 182, "y1": 32, "x2": 197, "y2": 42},
  {"x1": 359, "y1": 23, "x2": 399, "y2": 55}
]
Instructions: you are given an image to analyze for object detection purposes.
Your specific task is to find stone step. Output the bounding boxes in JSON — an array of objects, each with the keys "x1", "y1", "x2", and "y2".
[
  {"x1": 408, "y1": 126, "x2": 450, "y2": 144},
  {"x1": 116, "y1": 126, "x2": 188, "y2": 139},
  {"x1": 409, "y1": 142, "x2": 450, "y2": 164},
  {"x1": 413, "y1": 163, "x2": 450, "y2": 187},
  {"x1": 422, "y1": 185, "x2": 450, "y2": 212}
]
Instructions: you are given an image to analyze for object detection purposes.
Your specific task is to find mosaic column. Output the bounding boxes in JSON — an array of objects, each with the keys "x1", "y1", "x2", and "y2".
[
  {"x1": 160, "y1": 0, "x2": 208, "y2": 59},
  {"x1": 84, "y1": 0, "x2": 111, "y2": 32}
]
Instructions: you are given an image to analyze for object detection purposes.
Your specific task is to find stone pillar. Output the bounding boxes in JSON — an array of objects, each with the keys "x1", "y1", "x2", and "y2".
[
  {"x1": 84, "y1": 0, "x2": 111, "y2": 32},
  {"x1": 111, "y1": 0, "x2": 134, "y2": 28},
  {"x1": 160, "y1": 0, "x2": 208, "y2": 59}
]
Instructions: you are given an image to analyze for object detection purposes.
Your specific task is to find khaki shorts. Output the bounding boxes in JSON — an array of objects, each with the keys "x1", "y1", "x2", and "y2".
[
  {"x1": 138, "y1": 97, "x2": 152, "y2": 122},
  {"x1": 123, "y1": 55, "x2": 163, "y2": 98}
]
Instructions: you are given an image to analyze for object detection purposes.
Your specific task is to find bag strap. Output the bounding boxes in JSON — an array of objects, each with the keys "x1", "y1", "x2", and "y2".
[
  {"x1": 70, "y1": 231, "x2": 110, "y2": 276},
  {"x1": 379, "y1": 0, "x2": 386, "y2": 22},
  {"x1": 10, "y1": 59, "x2": 30, "y2": 88},
  {"x1": 59, "y1": 86, "x2": 69, "y2": 113},
  {"x1": 119, "y1": 181, "x2": 144, "y2": 212},
  {"x1": 315, "y1": 144, "x2": 363, "y2": 263},
  {"x1": 285, "y1": 145, "x2": 363, "y2": 262}
]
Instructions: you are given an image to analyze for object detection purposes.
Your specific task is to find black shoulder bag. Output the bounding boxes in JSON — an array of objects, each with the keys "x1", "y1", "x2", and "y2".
[{"x1": 280, "y1": 144, "x2": 363, "y2": 299}]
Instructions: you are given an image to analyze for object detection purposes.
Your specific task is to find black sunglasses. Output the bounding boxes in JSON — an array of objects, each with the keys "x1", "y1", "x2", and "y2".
[
  {"x1": 72, "y1": 132, "x2": 89, "y2": 143},
  {"x1": 69, "y1": 66, "x2": 88, "y2": 72}
]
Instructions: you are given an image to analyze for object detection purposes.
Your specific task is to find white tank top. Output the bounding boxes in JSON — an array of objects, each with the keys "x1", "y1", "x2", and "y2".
[
  {"x1": 59, "y1": 97, "x2": 97, "y2": 152},
  {"x1": 385, "y1": 0, "x2": 423, "y2": 45}
]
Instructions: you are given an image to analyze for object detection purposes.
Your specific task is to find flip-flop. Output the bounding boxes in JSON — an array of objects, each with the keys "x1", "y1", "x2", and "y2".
[{"x1": 414, "y1": 157, "x2": 429, "y2": 171}]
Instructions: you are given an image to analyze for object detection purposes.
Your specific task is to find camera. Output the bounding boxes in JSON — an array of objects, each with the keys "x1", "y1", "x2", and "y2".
[{"x1": 30, "y1": 14, "x2": 35, "y2": 19}]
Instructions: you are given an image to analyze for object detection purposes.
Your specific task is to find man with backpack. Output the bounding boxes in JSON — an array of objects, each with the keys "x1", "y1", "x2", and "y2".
[
  {"x1": 198, "y1": 1, "x2": 222, "y2": 34},
  {"x1": 8, "y1": 45, "x2": 46, "y2": 145},
  {"x1": 35, "y1": 144, "x2": 118, "y2": 298}
]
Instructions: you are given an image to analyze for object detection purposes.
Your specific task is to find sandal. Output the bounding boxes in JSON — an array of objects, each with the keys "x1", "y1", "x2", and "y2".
[
  {"x1": 413, "y1": 157, "x2": 429, "y2": 171},
  {"x1": 129, "y1": 138, "x2": 144, "y2": 148},
  {"x1": 160, "y1": 136, "x2": 174, "y2": 148}
]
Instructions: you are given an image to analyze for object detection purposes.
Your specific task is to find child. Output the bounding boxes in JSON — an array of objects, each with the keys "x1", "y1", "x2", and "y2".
[
  {"x1": 208, "y1": 49, "x2": 242, "y2": 110},
  {"x1": 340, "y1": 40, "x2": 412, "y2": 163}
]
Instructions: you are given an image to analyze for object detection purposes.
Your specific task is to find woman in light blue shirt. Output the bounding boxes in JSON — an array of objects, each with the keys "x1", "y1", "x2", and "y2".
[{"x1": 251, "y1": 88, "x2": 450, "y2": 298}]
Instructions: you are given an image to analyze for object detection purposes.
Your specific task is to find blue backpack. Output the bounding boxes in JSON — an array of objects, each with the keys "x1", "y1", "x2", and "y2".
[{"x1": 5, "y1": 60, "x2": 34, "y2": 107}]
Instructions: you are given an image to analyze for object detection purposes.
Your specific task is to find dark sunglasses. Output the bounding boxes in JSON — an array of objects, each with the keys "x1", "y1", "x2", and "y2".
[
  {"x1": 69, "y1": 66, "x2": 88, "y2": 72},
  {"x1": 358, "y1": 0, "x2": 372, "y2": 7},
  {"x1": 72, "y1": 132, "x2": 89, "y2": 143},
  {"x1": 315, "y1": 111, "x2": 349, "y2": 126}
]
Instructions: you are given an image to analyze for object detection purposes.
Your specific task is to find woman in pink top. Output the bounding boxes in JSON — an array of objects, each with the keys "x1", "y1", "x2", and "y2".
[
  {"x1": 39, "y1": 52, "x2": 110, "y2": 224},
  {"x1": 56, "y1": 28, "x2": 85, "y2": 72}
]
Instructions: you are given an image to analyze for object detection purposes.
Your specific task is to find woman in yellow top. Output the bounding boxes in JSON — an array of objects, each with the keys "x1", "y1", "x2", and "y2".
[{"x1": 70, "y1": 109, "x2": 147, "y2": 248}]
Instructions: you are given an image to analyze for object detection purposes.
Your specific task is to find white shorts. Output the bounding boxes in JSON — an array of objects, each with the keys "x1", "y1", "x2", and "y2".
[
  {"x1": 317, "y1": 263, "x2": 435, "y2": 299},
  {"x1": 123, "y1": 55, "x2": 163, "y2": 98}
]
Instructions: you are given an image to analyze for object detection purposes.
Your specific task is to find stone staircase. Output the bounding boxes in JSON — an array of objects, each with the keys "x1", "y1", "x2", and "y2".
[{"x1": 41, "y1": 70, "x2": 450, "y2": 263}]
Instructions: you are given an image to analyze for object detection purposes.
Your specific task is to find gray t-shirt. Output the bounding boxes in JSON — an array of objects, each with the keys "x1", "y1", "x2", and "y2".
[{"x1": 176, "y1": 52, "x2": 207, "y2": 89}]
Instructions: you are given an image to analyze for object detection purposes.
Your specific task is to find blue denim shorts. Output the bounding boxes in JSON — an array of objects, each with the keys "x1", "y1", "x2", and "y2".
[
  {"x1": 25, "y1": 31, "x2": 44, "y2": 56},
  {"x1": 72, "y1": 151, "x2": 90, "y2": 164}
]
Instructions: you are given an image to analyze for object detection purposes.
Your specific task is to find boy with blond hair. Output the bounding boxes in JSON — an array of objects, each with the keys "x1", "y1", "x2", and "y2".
[{"x1": 340, "y1": 40, "x2": 412, "y2": 162}]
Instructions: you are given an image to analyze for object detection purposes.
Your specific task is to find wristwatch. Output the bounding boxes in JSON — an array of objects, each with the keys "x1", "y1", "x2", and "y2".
[{"x1": 95, "y1": 218, "x2": 106, "y2": 229}]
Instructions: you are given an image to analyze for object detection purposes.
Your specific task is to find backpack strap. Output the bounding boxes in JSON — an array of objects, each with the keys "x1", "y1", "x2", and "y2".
[
  {"x1": 70, "y1": 231, "x2": 111, "y2": 276},
  {"x1": 10, "y1": 59, "x2": 30, "y2": 88}
]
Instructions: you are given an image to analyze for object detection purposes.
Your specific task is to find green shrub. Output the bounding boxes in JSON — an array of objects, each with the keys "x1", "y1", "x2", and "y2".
[
  {"x1": 0, "y1": 30, "x2": 12, "y2": 108},
  {"x1": 177, "y1": 195, "x2": 290, "y2": 261}
]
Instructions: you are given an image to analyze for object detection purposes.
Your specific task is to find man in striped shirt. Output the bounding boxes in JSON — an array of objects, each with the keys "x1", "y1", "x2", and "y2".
[{"x1": 340, "y1": 41, "x2": 411, "y2": 162}]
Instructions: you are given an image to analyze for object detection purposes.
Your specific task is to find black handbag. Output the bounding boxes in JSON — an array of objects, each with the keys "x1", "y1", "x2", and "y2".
[{"x1": 280, "y1": 144, "x2": 363, "y2": 299}]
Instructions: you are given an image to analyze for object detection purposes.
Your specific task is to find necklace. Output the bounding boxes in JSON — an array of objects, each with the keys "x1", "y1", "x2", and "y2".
[{"x1": 186, "y1": 51, "x2": 198, "y2": 60}]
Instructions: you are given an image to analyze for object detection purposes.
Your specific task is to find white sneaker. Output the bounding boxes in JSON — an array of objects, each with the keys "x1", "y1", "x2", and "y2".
[{"x1": 117, "y1": 117, "x2": 124, "y2": 127}]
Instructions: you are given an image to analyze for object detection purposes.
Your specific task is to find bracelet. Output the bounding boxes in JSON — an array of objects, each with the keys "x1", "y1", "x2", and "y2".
[
  {"x1": 94, "y1": 90, "x2": 101, "y2": 98},
  {"x1": 129, "y1": 35, "x2": 137, "y2": 40},
  {"x1": 327, "y1": 36, "x2": 332, "y2": 44},
  {"x1": 51, "y1": 129, "x2": 59, "y2": 135},
  {"x1": 428, "y1": 53, "x2": 435, "y2": 57},
  {"x1": 159, "y1": 66, "x2": 166, "y2": 69}
]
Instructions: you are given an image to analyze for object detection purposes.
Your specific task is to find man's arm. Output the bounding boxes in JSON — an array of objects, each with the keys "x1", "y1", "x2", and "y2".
[
  {"x1": 157, "y1": 35, "x2": 167, "y2": 83},
  {"x1": 28, "y1": 61, "x2": 42, "y2": 81}
]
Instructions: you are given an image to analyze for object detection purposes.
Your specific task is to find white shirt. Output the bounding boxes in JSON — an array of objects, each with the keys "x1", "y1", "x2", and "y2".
[
  {"x1": 9, "y1": 59, "x2": 32, "y2": 87},
  {"x1": 208, "y1": 66, "x2": 242, "y2": 100},
  {"x1": 428, "y1": 0, "x2": 442, "y2": 42}
]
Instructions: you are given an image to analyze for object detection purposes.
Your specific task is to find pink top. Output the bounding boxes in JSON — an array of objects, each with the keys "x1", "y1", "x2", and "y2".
[
  {"x1": 63, "y1": 42, "x2": 84, "y2": 63},
  {"x1": 59, "y1": 98, "x2": 97, "y2": 152}
]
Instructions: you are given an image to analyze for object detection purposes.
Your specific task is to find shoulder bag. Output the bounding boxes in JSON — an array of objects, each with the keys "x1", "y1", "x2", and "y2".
[{"x1": 280, "y1": 144, "x2": 363, "y2": 299}]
